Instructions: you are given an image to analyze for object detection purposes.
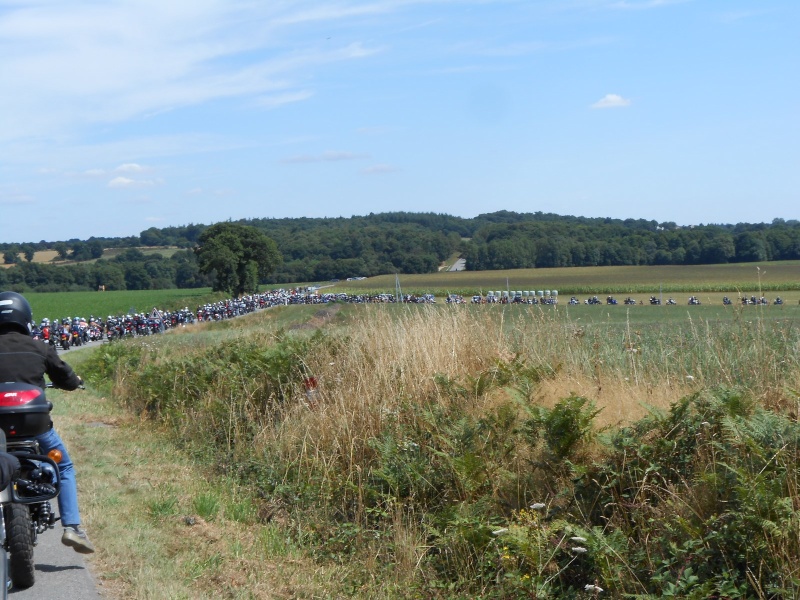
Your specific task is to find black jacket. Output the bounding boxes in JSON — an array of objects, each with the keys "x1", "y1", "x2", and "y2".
[{"x1": 0, "y1": 330, "x2": 82, "y2": 390}]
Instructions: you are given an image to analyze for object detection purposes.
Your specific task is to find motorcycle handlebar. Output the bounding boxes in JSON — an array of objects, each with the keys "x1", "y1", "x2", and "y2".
[{"x1": 45, "y1": 381, "x2": 85, "y2": 390}]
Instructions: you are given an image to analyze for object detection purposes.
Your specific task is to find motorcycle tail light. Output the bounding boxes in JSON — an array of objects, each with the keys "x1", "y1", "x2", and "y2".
[
  {"x1": 48, "y1": 449, "x2": 63, "y2": 463},
  {"x1": 0, "y1": 389, "x2": 41, "y2": 406}
]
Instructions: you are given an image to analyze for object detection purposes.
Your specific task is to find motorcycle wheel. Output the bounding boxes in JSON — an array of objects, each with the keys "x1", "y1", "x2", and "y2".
[{"x1": 5, "y1": 504, "x2": 35, "y2": 589}]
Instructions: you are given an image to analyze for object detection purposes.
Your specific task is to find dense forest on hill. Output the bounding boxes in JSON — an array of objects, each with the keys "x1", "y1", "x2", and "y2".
[{"x1": 1, "y1": 212, "x2": 799, "y2": 292}]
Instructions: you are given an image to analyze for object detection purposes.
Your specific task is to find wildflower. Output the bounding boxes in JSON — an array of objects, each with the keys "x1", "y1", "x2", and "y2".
[
  {"x1": 570, "y1": 536, "x2": 587, "y2": 543},
  {"x1": 571, "y1": 546, "x2": 588, "y2": 554},
  {"x1": 584, "y1": 584, "x2": 604, "y2": 593},
  {"x1": 492, "y1": 528, "x2": 509, "y2": 536},
  {"x1": 685, "y1": 375, "x2": 694, "y2": 382},
  {"x1": 530, "y1": 503, "x2": 546, "y2": 510}
]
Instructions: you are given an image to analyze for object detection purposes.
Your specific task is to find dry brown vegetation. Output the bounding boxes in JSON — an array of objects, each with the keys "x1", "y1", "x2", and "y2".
[{"x1": 75, "y1": 303, "x2": 800, "y2": 597}]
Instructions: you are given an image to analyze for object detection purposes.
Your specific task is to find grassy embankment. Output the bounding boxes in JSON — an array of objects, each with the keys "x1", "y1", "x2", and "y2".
[{"x1": 67, "y1": 292, "x2": 800, "y2": 598}]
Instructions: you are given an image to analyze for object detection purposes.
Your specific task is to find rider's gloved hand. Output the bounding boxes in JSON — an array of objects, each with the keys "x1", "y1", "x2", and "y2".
[{"x1": 0, "y1": 453, "x2": 21, "y2": 490}]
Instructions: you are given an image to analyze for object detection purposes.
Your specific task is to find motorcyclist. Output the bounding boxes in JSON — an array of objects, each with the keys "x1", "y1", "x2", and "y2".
[{"x1": 0, "y1": 291, "x2": 95, "y2": 554}]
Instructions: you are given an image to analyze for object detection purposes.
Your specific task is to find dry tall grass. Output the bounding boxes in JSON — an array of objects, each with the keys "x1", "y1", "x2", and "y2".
[{"x1": 251, "y1": 305, "x2": 799, "y2": 511}]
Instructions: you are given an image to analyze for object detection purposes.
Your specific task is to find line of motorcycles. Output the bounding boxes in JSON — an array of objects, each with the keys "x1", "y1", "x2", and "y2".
[
  {"x1": 579, "y1": 295, "x2": 664, "y2": 306},
  {"x1": 30, "y1": 322, "x2": 102, "y2": 351},
  {"x1": 29, "y1": 310, "x2": 198, "y2": 351},
  {"x1": 568, "y1": 295, "x2": 787, "y2": 307},
  {"x1": 724, "y1": 295, "x2": 784, "y2": 306}
]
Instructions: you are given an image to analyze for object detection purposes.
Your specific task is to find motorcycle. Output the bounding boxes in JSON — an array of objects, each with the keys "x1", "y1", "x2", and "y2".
[
  {"x1": 0, "y1": 383, "x2": 62, "y2": 592},
  {"x1": 59, "y1": 329, "x2": 71, "y2": 351}
]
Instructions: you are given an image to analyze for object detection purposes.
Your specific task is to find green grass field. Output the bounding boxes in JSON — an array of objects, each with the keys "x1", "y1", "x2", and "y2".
[
  {"x1": 27, "y1": 288, "x2": 222, "y2": 320},
  {"x1": 338, "y1": 260, "x2": 800, "y2": 296},
  {"x1": 454, "y1": 299, "x2": 800, "y2": 327}
]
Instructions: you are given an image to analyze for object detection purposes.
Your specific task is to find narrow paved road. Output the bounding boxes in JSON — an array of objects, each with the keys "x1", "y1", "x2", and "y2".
[
  {"x1": 448, "y1": 258, "x2": 466, "y2": 272},
  {"x1": 9, "y1": 508, "x2": 101, "y2": 599},
  {"x1": 9, "y1": 340, "x2": 104, "y2": 598}
]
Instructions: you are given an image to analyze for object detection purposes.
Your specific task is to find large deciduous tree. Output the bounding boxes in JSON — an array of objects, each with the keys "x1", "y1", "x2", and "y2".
[{"x1": 195, "y1": 223, "x2": 281, "y2": 296}]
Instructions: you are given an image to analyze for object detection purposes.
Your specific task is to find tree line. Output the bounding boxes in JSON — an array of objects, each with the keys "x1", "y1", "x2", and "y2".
[
  {"x1": 464, "y1": 216, "x2": 800, "y2": 270},
  {"x1": 0, "y1": 248, "x2": 210, "y2": 293},
  {"x1": 2, "y1": 212, "x2": 799, "y2": 293}
]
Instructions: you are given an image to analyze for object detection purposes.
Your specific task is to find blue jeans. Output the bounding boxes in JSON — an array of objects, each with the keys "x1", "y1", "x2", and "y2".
[{"x1": 34, "y1": 427, "x2": 81, "y2": 527}]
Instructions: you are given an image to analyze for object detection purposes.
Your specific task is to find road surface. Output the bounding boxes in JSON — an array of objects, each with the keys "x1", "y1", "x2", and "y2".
[
  {"x1": 8, "y1": 508, "x2": 102, "y2": 598},
  {"x1": 448, "y1": 258, "x2": 466, "y2": 272}
]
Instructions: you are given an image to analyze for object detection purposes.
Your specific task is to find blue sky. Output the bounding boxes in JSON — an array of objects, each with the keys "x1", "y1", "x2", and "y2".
[{"x1": 1, "y1": 0, "x2": 798, "y2": 243}]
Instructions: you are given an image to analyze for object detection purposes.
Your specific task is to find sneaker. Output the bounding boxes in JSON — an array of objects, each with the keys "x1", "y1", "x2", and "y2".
[{"x1": 62, "y1": 526, "x2": 95, "y2": 554}]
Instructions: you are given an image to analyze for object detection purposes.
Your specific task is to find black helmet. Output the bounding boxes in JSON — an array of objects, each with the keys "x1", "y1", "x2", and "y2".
[{"x1": 0, "y1": 291, "x2": 33, "y2": 334}]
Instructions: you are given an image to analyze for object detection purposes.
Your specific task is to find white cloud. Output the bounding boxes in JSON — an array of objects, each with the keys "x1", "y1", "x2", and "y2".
[
  {"x1": 0, "y1": 2, "x2": 382, "y2": 145},
  {"x1": 254, "y1": 90, "x2": 315, "y2": 109},
  {"x1": 108, "y1": 176, "x2": 162, "y2": 188},
  {"x1": 108, "y1": 177, "x2": 136, "y2": 188},
  {"x1": 115, "y1": 163, "x2": 147, "y2": 173},
  {"x1": 591, "y1": 93, "x2": 632, "y2": 109}
]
